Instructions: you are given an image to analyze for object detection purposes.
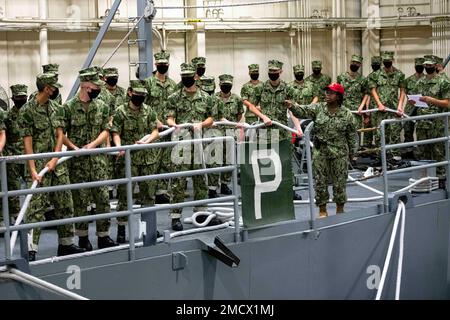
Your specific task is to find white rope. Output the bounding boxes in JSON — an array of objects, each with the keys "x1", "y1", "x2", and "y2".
[
  {"x1": 155, "y1": 0, "x2": 301, "y2": 10},
  {"x1": 396, "y1": 201, "x2": 406, "y2": 300}
]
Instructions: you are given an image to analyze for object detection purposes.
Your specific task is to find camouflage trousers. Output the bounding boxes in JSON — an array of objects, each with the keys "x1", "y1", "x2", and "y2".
[
  {"x1": 0, "y1": 163, "x2": 25, "y2": 224},
  {"x1": 372, "y1": 111, "x2": 402, "y2": 157},
  {"x1": 415, "y1": 120, "x2": 446, "y2": 176},
  {"x1": 69, "y1": 156, "x2": 111, "y2": 237},
  {"x1": 26, "y1": 161, "x2": 75, "y2": 252},
  {"x1": 155, "y1": 137, "x2": 172, "y2": 197},
  {"x1": 169, "y1": 141, "x2": 208, "y2": 219},
  {"x1": 403, "y1": 104, "x2": 416, "y2": 144},
  {"x1": 313, "y1": 149, "x2": 348, "y2": 207},
  {"x1": 207, "y1": 130, "x2": 237, "y2": 189},
  {"x1": 116, "y1": 161, "x2": 158, "y2": 225}
]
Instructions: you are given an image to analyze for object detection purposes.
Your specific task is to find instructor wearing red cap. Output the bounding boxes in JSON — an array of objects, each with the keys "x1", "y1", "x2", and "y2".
[{"x1": 285, "y1": 83, "x2": 357, "y2": 218}]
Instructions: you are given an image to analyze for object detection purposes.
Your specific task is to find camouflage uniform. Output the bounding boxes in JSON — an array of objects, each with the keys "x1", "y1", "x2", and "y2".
[
  {"x1": 240, "y1": 64, "x2": 263, "y2": 124},
  {"x1": 413, "y1": 60, "x2": 450, "y2": 176},
  {"x1": 103, "y1": 67, "x2": 127, "y2": 110},
  {"x1": 18, "y1": 74, "x2": 75, "y2": 251},
  {"x1": 5, "y1": 85, "x2": 28, "y2": 220},
  {"x1": 0, "y1": 108, "x2": 6, "y2": 222},
  {"x1": 404, "y1": 57, "x2": 426, "y2": 144},
  {"x1": 305, "y1": 60, "x2": 332, "y2": 102},
  {"x1": 63, "y1": 72, "x2": 111, "y2": 237},
  {"x1": 287, "y1": 65, "x2": 317, "y2": 105},
  {"x1": 111, "y1": 81, "x2": 159, "y2": 225},
  {"x1": 290, "y1": 102, "x2": 356, "y2": 206},
  {"x1": 368, "y1": 51, "x2": 406, "y2": 156},
  {"x1": 192, "y1": 56, "x2": 207, "y2": 89},
  {"x1": 29, "y1": 64, "x2": 63, "y2": 105},
  {"x1": 212, "y1": 74, "x2": 244, "y2": 189},
  {"x1": 366, "y1": 56, "x2": 382, "y2": 145},
  {"x1": 145, "y1": 52, "x2": 178, "y2": 198},
  {"x1": 166, "y1": 63, "x2": 215, "y2": 219},
  {"x1": 337, "y1": 55, "x2": 368, "y2": 131}
]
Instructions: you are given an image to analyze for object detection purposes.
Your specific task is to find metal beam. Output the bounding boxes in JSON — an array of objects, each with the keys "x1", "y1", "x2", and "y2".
[
  {"x1": 67, "y1": 0, "x2": 122, "y2": 101},
  {"x1": 137, "y1": 0, "x2": 154, "y2": 79}
]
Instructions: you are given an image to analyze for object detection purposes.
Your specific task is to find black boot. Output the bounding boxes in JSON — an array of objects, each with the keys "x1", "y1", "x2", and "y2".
[
  {"x1": 117, "y1": 225, "x2": 126, "y2": 244},
  {"x1": 171, "y1": 218, "x2": 183, "y2": 231},
  {"x1": 57, "y1": 244, "x2": 86, "y2": 256},
  {"x1": 208, "y1": 189, "x2": 219, "y2": 199},
  {"x1": 28, "y1": 251, "x2": 36, "y2": 262},
  {"x1": 78, "y1": 236, "x2": 93, "y2": 252},
  {"x1": 220, "y1": 183, "x2": 232, "y2": 195},
  {"x1": 293, "y1": 191, "x2": 302, "y2": 200},
  {"x1": 155, "y1": 194, "x2": 171, "y2": 204},
  {"x1": 98, "y1": 236, "x2": 118, "y2": 249}
]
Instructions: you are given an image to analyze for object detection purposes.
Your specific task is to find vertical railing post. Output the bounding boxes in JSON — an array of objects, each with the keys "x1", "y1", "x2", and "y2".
[
  {"x1": 304, "y1": 122, "x2": 315, "y2": 231},
  {"x1": 381, "y1": 120, "x2": 389, "y2": 213},
  {"x1": 1, "y1": 159, "x2": 12, "y2": 260},
  {"x1": 445, "y1": 115, "x2": 450, "y2": 198},
  {"x1": 125, "y1": 149, "x2": 135, "y2": 261},
  {"x1": 231, "y1": 137, "x2": 240, "y2": 243}
]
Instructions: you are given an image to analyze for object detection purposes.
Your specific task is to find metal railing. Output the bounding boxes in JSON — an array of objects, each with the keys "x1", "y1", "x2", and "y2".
[
  {"x1": 0, "y1": 135, "x2": 238, "y2": 261},
  {"x1": 380, "y1": 112, "x2": 450, "y2": 212}
]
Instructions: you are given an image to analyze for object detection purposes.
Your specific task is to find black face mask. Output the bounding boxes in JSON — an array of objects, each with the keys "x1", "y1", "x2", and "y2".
[
  {"x1": 313, "y1": 68, "x2": 321, "y2": 75},
  {"x1": 196, "y1": 67, "x2": 206, "y2": 77},
  {"x1": 105, "y1": 77, "x2": 118, "y2": 87},
  {"x1": 182, "y1": 76, "x2": 196, "y2": 88},
  {"x1": 250, "y1": 73, "x2": 259, "y2": 81},
  {"x1": 415, "y1": 66, "x2": 424, "y2": 74},
  {"x1": 268, "y1": 73, "x2": 280, "y2": 81},
  {"x1": 131, "y1": 94, "x2": 145, "y2": 107},
  {"x1": 294, "y1": 73, "x2": 304, "y2": 81},
  {"x1": 12, "y1": 98, "x2": 27, "y2": 108},
  {"x1": 88, "y1": 89, "x2": 101, "y2": 101},
  {"x1": 425, "y1": 67, "x2": 436, "y2": 75},
  {"x1": 220, "y1": 84, "x2": 232, "y2": 94},
  {"x1": 49, "y1": 87, "x2": 59, "y2": 100},
  {"x1": 350, "y1": 64, "x2": 360, "y2": 72},
  {"x1": 383, "y1": 61, "x2": 393, "y2": 69},
  {"x1": 156, "y1": 64, "x2": 169, "y2": 74},
  {"x1": 371, "y1": 64, "x2": 381, "y2": 72}
]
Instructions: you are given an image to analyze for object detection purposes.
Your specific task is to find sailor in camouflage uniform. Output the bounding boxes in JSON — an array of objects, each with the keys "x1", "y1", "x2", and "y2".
[
  {"x1": 287, "y1": 64, "x2": 318, "y2": 105},
  {"x1": 166, "y1": 63, "x2": 215, "y2": 231},
  {"x1": 368, "y1": 51, "x2": 406, "y2": 158},
  {"x1": 103, "y1": 67, "x2": 127, "y2": 110},
  {"x1": 305, "y1": 60, "x2": 332, "y2": 102},
  {"x1": 18, "y1": 73, "x2": 85, "y2": 261},
  {"x1": 363, "y1": 56, "x2": 382, "y2": 147},
  {"x1": 4, "y1": 85, "x2": 28, "y2": 223},
  {"x1": 111, "y1": 80, "x2": 160, "y2": 243},
  {"x1": 407, "y1": 57, "x2": 450, "y2": 178},
  {"x1": 144, "y1": 51, "x2": 178, "y2": 204},
  {"x1": 287, "y1": 83, "x2": 356, "y2": 217},
  {"x1": 29, "y1": 64, "x2": 63, "y2": 105},
  {"x1": 240, "y1": 64, "x2": 264, "y2": 125},
  {"x1": 62, "y1": 70, "x2": 118, "y2": 251}
]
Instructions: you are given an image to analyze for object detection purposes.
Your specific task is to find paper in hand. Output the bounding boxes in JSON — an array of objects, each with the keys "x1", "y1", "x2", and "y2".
[{"x1": 407, "y1": 94, "x2": 428, "y2": 108}]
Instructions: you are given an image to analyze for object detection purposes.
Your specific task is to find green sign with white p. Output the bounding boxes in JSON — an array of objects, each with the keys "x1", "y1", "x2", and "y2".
[{"x1": 239, "y1": 139, "x2": 295, "y2": 228}]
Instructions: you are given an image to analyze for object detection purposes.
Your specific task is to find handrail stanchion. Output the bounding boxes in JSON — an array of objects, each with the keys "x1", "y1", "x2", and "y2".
[
  {"x1": 1, "y1": 159, "x2": 11, "y2": 260},
  {"x1": 445, "y1": 115, "x2": 450, "y2": 198},
  {"x1": 304, "y1": 122, "x2": 315, "y2": 230},
  {"x1": 125, "y1": 149, "x2": 135, "y2": 261},
  {"x1": 230, "y1": 137, "x2": 240, "y2": 243},
  {"x1": 380, "y1": 120, "x2": 389, "y2": 213}
]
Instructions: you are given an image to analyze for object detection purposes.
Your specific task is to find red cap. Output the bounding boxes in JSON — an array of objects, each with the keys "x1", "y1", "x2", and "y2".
[{"x1": 325, "y1": 83, "x2": 345, "y2": 95}]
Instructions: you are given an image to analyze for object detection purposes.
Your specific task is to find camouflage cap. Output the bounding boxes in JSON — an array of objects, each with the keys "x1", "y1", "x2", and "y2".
[
  {"x1": 79, "y1": 71, "x2": 104, "y2": 86},
  {"x1": 129, "y1": 80, "x2": 147, "y2": 95},
  {"x1": 79, "y1": 66, "x2": 97, "y2": 75},
  {"x1": 248, "y1": 64, "x2": 259, "y2": 72},
  {"x1": 351, "y1": 54, "x2": 363, "y2": 63},
  {"x1": 180, "y1": 63, "x2": 196, "y2": 76},
  {"x1": 199, "y1": 76, "x2": 216, "y2": 92},
  {"x1": 103, "y1": 67, "x2": 119, "y2": 77},
  {"x1": 381, "y1": 51, "x2": 395, "y2": 61},
  {"x1": 191, "y1": 56, "x2": 206, "y2": 66},
  {"x1": 371, "y1": 56, "x2": 382, "y2": 64},
  {"x1": 219, "y1": 74, "x2": 233, "y2": 84},
  {"x1": 312, "y1": 60, "x2": 322, "y2": 68},
  {"x1": 414, "y1": 57, "x2": 425, "y2": 66},
  {"x1": 293, "y1": 65, "x2": 305, "y2": 74},
  {"x1": 36, "y1": 73, "x2": 62, "y2": 88},
  {"x1": 42, "y1": 63, "x2": 60, "y2": 74},
  {"x1": 423, "y1": 55, "x2": 436, "y2": 65},
  {"x1": 268, "y1": 59, "x2": 283, "y2": 71},
  {"x1": 154, "y1": 51, "x2": 170, "y2": 64},
  {"x1": 10, "y1": 84, "x2": 28, "y2": 97},
  {"x1": 435, "y1": 56, "x2": 444, "y2": 64}
]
